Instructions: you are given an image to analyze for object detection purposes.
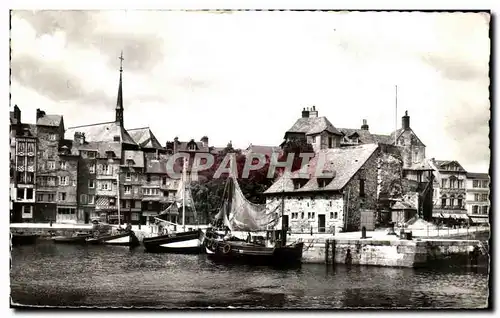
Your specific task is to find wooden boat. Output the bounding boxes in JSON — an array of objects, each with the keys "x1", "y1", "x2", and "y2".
[
  {"x1": 143, "y1": 158, "x2": 204, "y2": 254},
  {"x1": 86, "y1": 230, "x2": 140, "y2": 247},
  {"x1": 204, "y1": 230, "x2": 304, "y2": 266},
  {"x1": 143, "y1": 229, "x2": 202, "y2": 254},
  {"x1": 11, "y1": 232, "x2": 39, "y2": 246},
  {"x1": 203, "y1": 157, "x2": 304, "y2": 266},
  {"x1": 52, "y1": 232, "x2": 92, "y2": 244}
]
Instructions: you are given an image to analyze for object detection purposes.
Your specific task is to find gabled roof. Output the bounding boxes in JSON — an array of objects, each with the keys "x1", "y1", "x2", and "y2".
[
  {"x1": 176, "y1": 139, "x2": 209, "y2": 152},
  {"x1": 466, "y1": 172, "x2": 489, "y2": 180},
  {"x1": 65, "y1": 121, "x2": 136, "y2": 145},
  {"x1": 286, "y1": 117, "x2": 342, "y2": 137},
  {"x1": 122, "y1": 150, "x2": 145, "y2": 168},
  {"x1": 404, "y1": 161, "x2": 434, "y2": 171},
  {"x1": 37, "y1": 114, "x2": 63, "y2": 127},
  {"x1": 338, "y1": 128, "x2": 395, "y2": 145},
  {"x1": 127, "y1": 127, "x2": 164, "y2": 150},
  {"x1": 264, "y1": 143, "x2": 379, "y2": 194},
  {"x1": 431, "y1": 160, "x2": 467, "y2": 173}
]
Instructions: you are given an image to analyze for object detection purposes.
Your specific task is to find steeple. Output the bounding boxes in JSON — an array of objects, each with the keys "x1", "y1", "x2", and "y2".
[{"x1": 115, "y1": 51, "x2": 124, "y2": 126}]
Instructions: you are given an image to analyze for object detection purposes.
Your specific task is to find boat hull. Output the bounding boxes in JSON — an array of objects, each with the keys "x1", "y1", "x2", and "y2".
[
  {"x1": 52, "y1": 235, "x2": 92, "y2": 244},
  {"x1": 11, "y1": 234, "x2": 38, "y2": 246},
  {"x1": 87, "y1": 231, "x2": 140, "y2": 247},
  {"x1": 204, "y1": 238, "x2": 304, "y2": 266},
  {"x1": 143, "y1": 230, "x2": 202, "y2": 254}
]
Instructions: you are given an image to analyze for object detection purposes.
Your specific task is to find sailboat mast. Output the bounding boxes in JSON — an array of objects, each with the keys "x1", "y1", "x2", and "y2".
[
  {"x1": 182, "y1": 157, "x2": 186, "y2": 231},
  {"x1": 117, "y1": 173, "x2": 121, "y2": 227}
]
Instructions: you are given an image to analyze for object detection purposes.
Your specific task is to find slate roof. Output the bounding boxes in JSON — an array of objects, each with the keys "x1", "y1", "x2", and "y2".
[
  {"x1": 37, "y1": 114, "x2": 63, "y2": 127},
  {"x1": 338, "y1": 128, "x2": 393, "y2": 145},
  {"x1": 9, "y1": 112, "x2": 17, "y2": 125},
  {"x1": 244, "y1": 144, "x2": 281, "y2": 158},
  {"x1": 405, "y1": 161, "x2": 434, "y2": 171},
  {"x1": 127, "y1": 127, "x2": 164, "y2": 150},
  {"x1": 70, "y1": 141, "x2": 123, "y2": 159},
  {"x1": 264, "y1": 143, "x2": 379, "y2": 194},
  {"x1": 122, "y1": 150, "x2": 145, "y2": 168},
  {"x1": 466, "y1": 172, "x2": 489, "y2": 180},
  {"x1": 286, "y1": 117, "x2": 342, "y2": 137},
  {"x1": 65, "y1": 121, "x2": 136, "y2": 145}
]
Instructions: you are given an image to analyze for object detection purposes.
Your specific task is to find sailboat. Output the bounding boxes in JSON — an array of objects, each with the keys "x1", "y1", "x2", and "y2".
[
  {"x1": 86, "y1": 174, "x2": 140, "y2": 247},
  {"x1": 142, "y1": 157, "x2": 203, "y2": 254},
  {"x1": 204, "y1": 155, "x2": 304, "y2": 266}
]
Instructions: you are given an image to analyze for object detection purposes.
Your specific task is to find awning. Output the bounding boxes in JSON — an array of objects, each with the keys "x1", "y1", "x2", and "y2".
[
  {"x1": 142, "y1": 211, "x2": 158, "y2": 217},
  {"x1": 454, "y1": 214, "x2": 469, "y2": 220},
  {"x1": 470, "y1": 217, "x2": 489, "y2": 224}
]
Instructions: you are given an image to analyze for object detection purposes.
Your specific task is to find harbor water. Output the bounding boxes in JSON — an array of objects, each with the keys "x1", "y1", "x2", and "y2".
[{"x1": 10, "y1": 241, "x2": 489, "y2": 308}]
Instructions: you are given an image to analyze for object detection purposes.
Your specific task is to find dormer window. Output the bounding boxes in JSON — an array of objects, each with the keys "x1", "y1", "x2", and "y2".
[
  {"x1": 317, "y1": 177, "x2": 333, "y2": 188},
  {"x1": 113, "y1": 136, "x2": 120, "y2": 142},
  {"x1": 106, "y1": 151, "x2": 115, "y2": 159},
  {"x1": 126, "y1": 159, "x2": 134, "y2": 166},
  {"x1": 188, "y1": 144, "x2": 196, "y2": 151}
]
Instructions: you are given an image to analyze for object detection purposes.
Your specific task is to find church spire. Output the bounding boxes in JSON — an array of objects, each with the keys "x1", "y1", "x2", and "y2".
[{"x1": 115, "y1": 51, "x2": 124, "y2": 126}]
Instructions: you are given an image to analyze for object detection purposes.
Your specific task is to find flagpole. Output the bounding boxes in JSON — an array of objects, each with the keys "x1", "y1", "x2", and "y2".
[{"x1": 394, "y1": 85, "x2": 398, "y2": 144}]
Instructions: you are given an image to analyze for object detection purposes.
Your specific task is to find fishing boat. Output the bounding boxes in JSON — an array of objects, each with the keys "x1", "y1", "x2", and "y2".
[
  {"x1": 86, "y1": 174, "x2": 139, "y2": 247},
  {"x1": 11, "y1": 232, "x2": 39, "y2": 246},
  {"x1": 52, "y1": 232, "x2": 92, "y2": 244},
  {"x1": 204, "y1": 156, "x2": 304, "y2": 266},
  {"x1": 143, "y1": 157, "x2": 204, "y2": 254}
]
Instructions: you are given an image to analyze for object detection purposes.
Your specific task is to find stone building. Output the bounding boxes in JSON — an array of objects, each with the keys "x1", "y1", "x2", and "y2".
[
  {"x1": 264, "y1": 144, "x2": 403, "y2": 232},
  {"x1": 428, "y1": 159, "x2": 468, "y2": 223},
  {"x1": 465, "y1": 172, "x2": 490, "y2": 225}
]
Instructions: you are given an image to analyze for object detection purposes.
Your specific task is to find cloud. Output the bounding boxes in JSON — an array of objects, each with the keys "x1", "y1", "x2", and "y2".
[
  {"x1": 12, "y1": 10, "x2": 166, "y2": 73},
  {"x1": 11, "y1": 53, "x2": 115, "y2": 106}
]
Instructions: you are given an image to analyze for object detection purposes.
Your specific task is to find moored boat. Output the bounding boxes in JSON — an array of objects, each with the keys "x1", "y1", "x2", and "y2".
[
  {"x1": 86, "y1": 229, "x2": 140, "y2": 247},
  {"x1": 143, "y1": 229, "x2": 202, "y2": 253},
  {"x1": 52, "y1": 232, "x2": 93, "y2": 244}
]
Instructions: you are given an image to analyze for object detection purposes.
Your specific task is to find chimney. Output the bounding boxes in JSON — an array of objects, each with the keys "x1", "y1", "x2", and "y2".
[
  {"x1": 74, "y1": 132, "x2": 86, "y2": 145},
  {"x1": 13, "y1": 105, "x2": 21, "y2": 124},
  {"x1": 301, "y1": 107, "x2": 309, "y2": 118},
  {"x1": 309, "y1": 105, "x2": 318, "y2": 118},
  {"x1": 361, "y1": 119, "x2": 369, "y2": 131},
  {"x1": 173, "y1": 137, "x2": 179, "y2": 153},
  {"x1": 200, "y1": 136, "x2": 209, "y2": 148},
  {"x1": 402, "y1": 110, "x2": 410, "y2": 130},
  {"x1": 36, "y1": 108, "x2": 46, "y2": 121}
]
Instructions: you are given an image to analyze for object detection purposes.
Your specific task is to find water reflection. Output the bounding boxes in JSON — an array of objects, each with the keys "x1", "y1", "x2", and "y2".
[{"x1": 10, "y1": 241, "x2": 489, "y2": 308}]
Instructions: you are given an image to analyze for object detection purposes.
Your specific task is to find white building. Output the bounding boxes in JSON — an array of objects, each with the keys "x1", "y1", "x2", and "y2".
[{"x1": 465, "y1": 172, "x2": 490, "y2": 225}]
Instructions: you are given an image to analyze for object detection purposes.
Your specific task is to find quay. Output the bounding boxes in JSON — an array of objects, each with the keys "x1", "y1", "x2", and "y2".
[{"x1": 11, "y1": 223, "x2": 489, "y2": 268}]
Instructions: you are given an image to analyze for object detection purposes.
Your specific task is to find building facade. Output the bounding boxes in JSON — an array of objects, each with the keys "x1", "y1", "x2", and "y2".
[{"x1": 465, "y1": 172, "x2": 490, "y2": 224}]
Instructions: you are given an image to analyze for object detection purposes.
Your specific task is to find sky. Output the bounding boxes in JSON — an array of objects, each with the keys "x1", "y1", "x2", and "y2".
[{"x1": 10, "y1": 10, "x2": 491, "y2": 173}]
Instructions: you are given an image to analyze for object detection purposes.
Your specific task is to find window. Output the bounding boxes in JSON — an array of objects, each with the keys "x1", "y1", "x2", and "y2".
[
  {"x1": 481, "y1": 194, "x2": 489, "y2": 202},
  {"x1": 59, "y1": 176, "x2": 68, "y2": 186},
  {"x1": 26, "y1": 188, "x2": 33, "y2": 200},
  {"x1": 148, "y1": 201, "x2": 153, "y2": 210},
  {"x1": 60, "y1": 161, "x2": 67, "y2": 170},
  {"x1": 26, "y1": 172, "x2": 34, "y2": 183},
  {"x1": 359, "y1": 179, "x2": 365, "y2": 197},
  {"x1": 47, "y1": 161, "x2": 56, "y2": 170},
  {"x1": 48, "y1": 194, "x2": 55, "y2": 202},
  {"x1": 80, "y1": 194, "x2": 88, "y2": 204},
  {"x1": 162, "y1": 177, "x2": 167, "y2": 185},
  {"x1": 147, "y1": 175, "x2": 151, "y2": 182},
  {"x1": 472, "y1": 205, "x2": 478, "y2": 214},
  {"x1": 102, "y1": 164, "x2": 112, "y2": 175},
  {"x1": 36, "y1": 194, "x2": 44, "y2": 202},
  {"x1": 135, "y1": 200, "x2": 141, "y2": 208},
  {"x1": 441, "y1": 196, "x2": 447, "y2": 207},
  {"x1": 88, "y1": 195, "x2": 95, "y2": 204},
  {"x1": 328, "y1": 137, "x2": 333, "y2": 148},
  {"x1": 89, "y1": 163, "x2": 95, "y2": 174},
  {"x1": 27, "y1": 142, "x2": 35, "y2": 153},
  {"x1": 482, "y1": 180, "x2": 489, "y2": 188},
  {"x1": 88, "y1": 179, "x2": 94, "y2": 188},
  {"x1": 441, "y1": 179, "x2": 447, "y2": 188},
  {"x1": 474, "y1": 193, "x2": 480, "y2": 201},
  {"x1": 49, "y1": 134, "x2": 57, "y2": 141},
  {"x1": 22, "y1": 206, "x2": 33, "y2": 218},
  {"x1": 482, "y1": 206, "x2": 488, "y2": 215},
  {"x1": 88, "y1": 151, "x2": 96, "y2": 159},
  {"x1": 59, "y1": 192, "x2": 66, "y2": 201},
  {"x1": 449, "y1": 195, "x2": 455, "y2": 207},
  {"x1": 457, "y1": 197, "x2": 463, "y2": 208},
  {"x1": 124, "y1": 186, "x2": 131, "y2": 194},
  {"x1": 121, "y1": 200, "x2": 126, "y2": 208},
  {"x1": 473, "y1": 180, "x2": 479, "y2": 188},
  {"x1": 17, "y1": 142, "x2": 26, "y2": 153},
  {"x1": 312, "y1": 136, "x2": 317, "y2": 143},
  {"x1": 301, "y1": 212, "x2": 304, "y2": 219},
  {"x1": 100, "y1": 181, "x2": 110, "y2": 190},
  {"x1": 126, "y1": 172, "x2": 131, "y2": 181},
  {"x1": 27, "y1": 157, "x2": 35, "y2": 167},
  {"x1": 17, "y1": 188, "x2": 25, "y2": 200},
  {"x1": 188, "y1": 144, "x2": 196, "y2": 151}
]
